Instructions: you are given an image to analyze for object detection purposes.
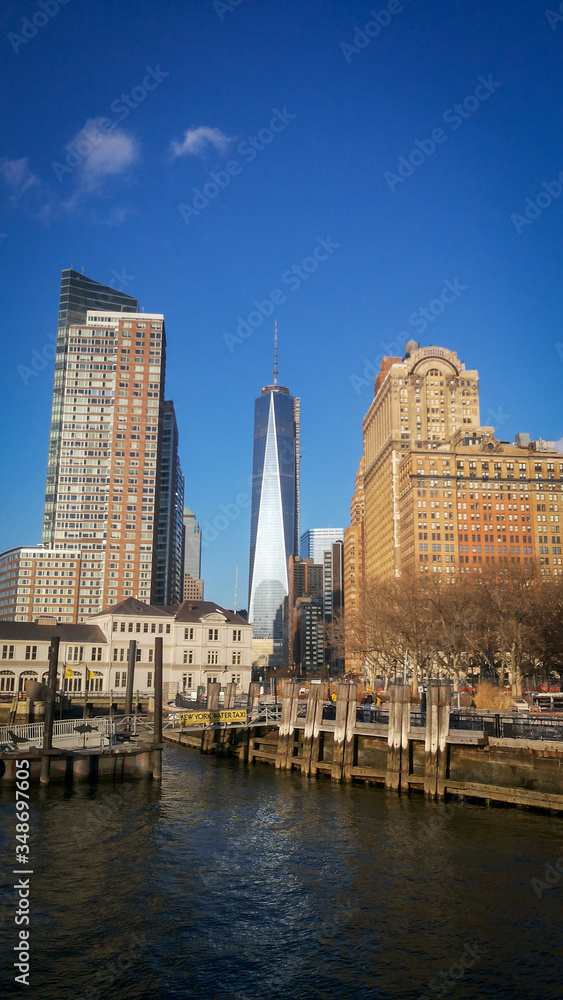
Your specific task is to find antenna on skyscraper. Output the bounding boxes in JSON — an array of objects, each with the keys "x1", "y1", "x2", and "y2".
[{"x1": 273, "y1": 321, "x2": 278, "y2": 386}]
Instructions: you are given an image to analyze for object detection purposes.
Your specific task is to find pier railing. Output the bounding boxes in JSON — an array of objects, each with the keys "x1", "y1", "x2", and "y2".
[
  {"x1": 0, "y1": 717, "x2": 114, "y2": 748},
  {"x1": 4, "y1": 702, "x2": 563, "y2": 751}
]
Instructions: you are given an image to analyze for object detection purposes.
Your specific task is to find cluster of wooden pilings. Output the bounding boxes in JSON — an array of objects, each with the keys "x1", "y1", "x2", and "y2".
[
  {"x1": 243, "y1": 679, "x2": 450, "y2": 796},
  {"x1": 228, "y1": 679, "x2": 563, "y2": 811}
]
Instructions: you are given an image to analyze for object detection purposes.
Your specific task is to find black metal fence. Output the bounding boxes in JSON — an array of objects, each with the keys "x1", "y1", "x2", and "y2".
[{"x1": 449, "y1": 711, "x2": 563, "y2": 742}]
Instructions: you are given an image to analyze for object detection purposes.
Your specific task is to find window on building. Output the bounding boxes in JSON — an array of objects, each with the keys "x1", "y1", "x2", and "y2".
[
  {"x1": 232, "y1": 629, "x2": 242, "y2": 642},
  {"x1": 208, "y1": 628, "x2": 219, "y2": 641},
  {"x1": 183, "y1": 650, "x2": 194, "y2": 664},
  {"x1": 1, "y1": 645, "x2": 14, "y2": 660},
  {"x1": 25, "y1": 646, "x2": 38, "y2": 661},
  {"x1": 207, "y1": 650, "x2": 219, "y2": 665},
  {"x1": 147, "y1": 672, "x2": 153, "y2": 688},
  {"x1": 91, "y1": 647, "x2": 102, "y2": 661},
  {"x1": 0, "y1": 670, "x2": 15, "y2": 691},
  {"x1": 232, "y1": 651, "x2": 241, "y2": 665},
  {"x1": 184, "y1": 627, "x2": 194, "y2": 640}
]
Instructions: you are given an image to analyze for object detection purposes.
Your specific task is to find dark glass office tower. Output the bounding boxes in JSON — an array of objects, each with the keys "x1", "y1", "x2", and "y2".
[
  {"x1": 248, "y1": 366, "x2": 300, "y2": 641},
  {"x1": 154, "y1": 401, "x2": 185, "y2": 606}
]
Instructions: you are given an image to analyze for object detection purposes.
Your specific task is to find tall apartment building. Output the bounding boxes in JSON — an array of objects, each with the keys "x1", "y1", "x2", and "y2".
[
  {"x1": 248, "y1": 346, "x2": 300, "y2": 645},
  {"x1": 0, "y1": 546, "x2": 82, "y2": 622},
  {"x1": 300, "y1": 528, "x2": 343, "y2": 565},
  {"x1": 0, "y1": 270, "x2": 184, "y2": 621},
  {"x1": 398, "y1": 427, "x2": 563, "y2": 577},
  {"x1": 362, "y1": 341, "x2": 480, "y2": 581}
]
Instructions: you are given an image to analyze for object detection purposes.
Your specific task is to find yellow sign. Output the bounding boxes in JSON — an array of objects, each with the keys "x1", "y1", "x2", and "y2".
[
  {"x1": 178, "y1": 708, "x2": 247, "y2": 726},
  {"x1": 65, "y1": 667, "x2": 78, "y2": 679}
]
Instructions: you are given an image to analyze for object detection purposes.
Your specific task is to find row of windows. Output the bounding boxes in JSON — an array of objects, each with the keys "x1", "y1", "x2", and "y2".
[
  {"x1": 110, "y1": 622, "x2": 245, "y2": 641},
  {"x1": 182, "y1": 650, "x2": 242, "y2": 665}
]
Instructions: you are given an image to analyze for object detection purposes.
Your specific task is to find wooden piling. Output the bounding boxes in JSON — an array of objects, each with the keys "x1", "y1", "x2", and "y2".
[
  {"x1": 40, "y1": 637, "x2": 60, "y2": 786},
  {"x1": 385, "y1": 684, "x2": 411, "y2": 793},
  {"x1": 301, "y1": 685, "x2": 325, "y2": 777},
  {"x1": 152, "y1": 636, "x2": 163, "y2": 780},
  {"x1": 219, "y1": 682, "x2": 237, "y2": 752},
  {"x1": 276, "y1": 681, "x2": 300, "y2": 770},
  {"x1": 331, "y1": 684, "x2": 357, "y2": 781},
  {"x1": 124, "y1": 640, "x2": 136, "y2": 720},
  {"x1": 202, "y1": 681, "x2": 221, "y2": 753},
  {"x1": 424, "y1": 679, "x2": 450, "y2": 799}
]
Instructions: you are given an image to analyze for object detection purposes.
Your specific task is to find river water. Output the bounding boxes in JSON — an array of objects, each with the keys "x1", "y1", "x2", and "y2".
[{"x1": 1, "y1": 744, "x2": 562, "y2": 999}]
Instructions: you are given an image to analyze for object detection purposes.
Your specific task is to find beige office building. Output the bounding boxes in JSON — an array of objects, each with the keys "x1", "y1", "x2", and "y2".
[{"x1": 361, "y1": 342, "x2": 480, "y2": 581}]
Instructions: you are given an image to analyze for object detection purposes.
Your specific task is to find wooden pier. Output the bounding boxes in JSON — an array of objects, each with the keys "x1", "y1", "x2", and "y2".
[{"x1": 169, "y1": 680, "x2": 563, "y2": 814}]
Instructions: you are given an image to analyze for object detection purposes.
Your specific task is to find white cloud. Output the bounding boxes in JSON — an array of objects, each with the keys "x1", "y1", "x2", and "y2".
[
  {"x1": 0, "y1": 157, "x2": 41, "y2": 201},
  {"x1": 0, "y1": 120, "x2": 139, "y2": 226},
  {"x1": 170, "y1": 126, "x2": 232, "y2": 159},
  {"x1": 68, "y1": 117, "x2": 140, "y2": 191}
]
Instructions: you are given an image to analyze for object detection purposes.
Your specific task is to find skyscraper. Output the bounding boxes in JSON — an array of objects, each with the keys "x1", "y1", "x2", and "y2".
[
  {"x1": 248, "y1": 332, "x2": 300, "y2": 642},
  {"x1": 153, "y1": 402, "x2": 185, "y2": 606},
  {"x1": 43, "y1": 269, "x2": 139, "y2": 547},
  {"x1": 0, "y1": 268, "x2": 184, "y2": 621},
  {"x1": 182, "y1": 508, "x2": 203, "y2": 601},
  {"x1": 343, "y1": 457, "x2": 365, "y2": 672},
  {"x1": 300, "y1": 528, "x2": 344, "y2": 565},
  {"x1": 362, "y1": 341, "x2": 480, "y2": 581}
]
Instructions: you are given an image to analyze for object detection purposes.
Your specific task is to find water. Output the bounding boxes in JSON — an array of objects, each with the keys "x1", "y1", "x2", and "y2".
[{"x1": 1, "y1": 744, "x2": 563, "y2": 999}]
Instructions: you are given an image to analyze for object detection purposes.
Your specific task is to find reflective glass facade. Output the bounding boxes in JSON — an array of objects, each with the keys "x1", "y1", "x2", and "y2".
[
  {"x1": 153, "y1": 402, "x2": 185, "y2": 606},
  {"x1": 248, "y1": 386, "x2": 300, "y2": 639}
]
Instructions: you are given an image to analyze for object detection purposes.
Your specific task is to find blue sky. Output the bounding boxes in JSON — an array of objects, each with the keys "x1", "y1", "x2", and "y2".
[{"x1": 1, "y1": 0, "x2": 562, "y2": 609}]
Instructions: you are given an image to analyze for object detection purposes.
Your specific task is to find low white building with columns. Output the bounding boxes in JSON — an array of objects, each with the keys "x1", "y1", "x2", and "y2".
[{"x1": 0, "y1": 598, "x2": 252, "y2": 702}]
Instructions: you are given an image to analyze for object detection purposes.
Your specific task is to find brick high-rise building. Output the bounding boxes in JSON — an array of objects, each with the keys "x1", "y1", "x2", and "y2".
[
  {"x1": 362, "y1": 342, "x2": 480, "y2": 581},
  {"x1": 343, "y1": 457, "x2": 365, "y2": 674},
  {"x1": 0, "y1": 269, "x2": 184, "y2": 621},
  {"x1": 398, "y1": 427, "x2": 563, "y2": 578}
]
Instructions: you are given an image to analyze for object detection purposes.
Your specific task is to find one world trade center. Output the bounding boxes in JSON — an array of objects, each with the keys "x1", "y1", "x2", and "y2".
[{"x1": 248, "y1": 329, "x2": 300, "y2": 648}]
